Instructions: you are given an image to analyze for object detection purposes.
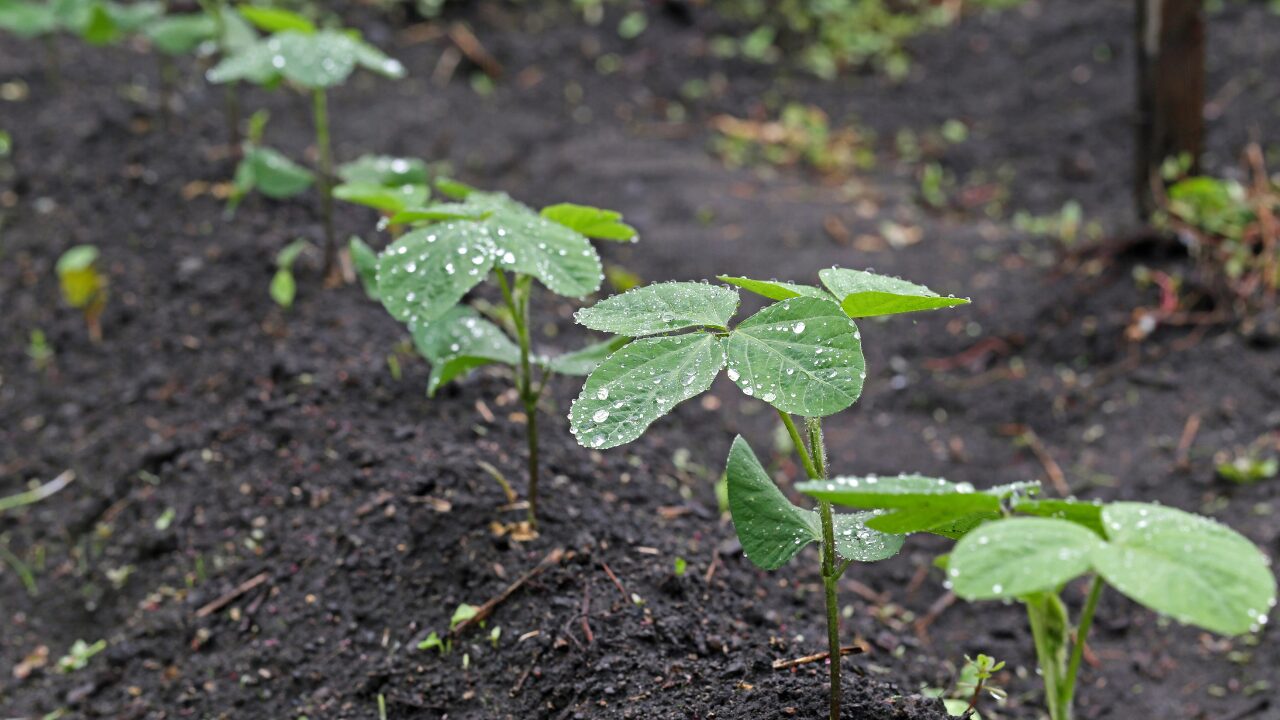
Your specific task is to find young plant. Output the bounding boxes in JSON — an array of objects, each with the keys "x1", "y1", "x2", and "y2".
[
  {"x1": 227, "y1": 110, "x2": 315, "y2": 213},
  {"x1": 334, "y1": 153, "x2": 435, "y2": 234},
  {"x1": 0, "y1": 0, "x2": 162, "y2": 84},
  {"x1": 56, "y1": 244, "x2": 107, "y2": 341},
  {"x1": 269, "y1": 238, "x2": 312, "y2": 309},
  {"x1": 368, "y1": 187, "x2": 637, "y2": 527},
  {"x1": 207, "y1": 6, "x2": 405, "y2": 283},
  {"x1": 568, "y1": 268, "x2": 968, "y2": 719},
  {"x1": 799, "y1": 479, "x2": 1278, "y2": 720}
]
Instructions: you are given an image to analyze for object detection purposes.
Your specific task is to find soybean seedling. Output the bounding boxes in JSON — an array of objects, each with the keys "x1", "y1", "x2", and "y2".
[
  {"x1": 800, "y1": 479, "x2": 1278, "y2": 720},
  {"x1": 269, "y1": 238, "x2": 312, "y2": 308},
  {"x1": 207, "y1": 6, "x2": 405, "y2": 283},
  {"x1": 369, "y1": 187, "x2": 637, "y2": 527},
  {"x1": 141, "y1": 3, "x2": 255, "y2": 129},
  {"x1": 568, "y1": 268, "x2": 968, "y2": 720},
  {"x1": 56, "y1": 244, "x2": 107, "y2": 342},
  {"x1": 0, "y1": 0, "x2": 164, "y2": 85}
]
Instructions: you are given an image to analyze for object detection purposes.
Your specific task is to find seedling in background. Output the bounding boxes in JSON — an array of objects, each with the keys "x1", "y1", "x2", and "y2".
[
  {"x1": 800, "y1": 478, "x2": 1278, "y2": 720},
  {"x1": 568, "y1": 269, "x2": 968, "y2": 720},
  {"x1": 0, "y1": 0, "x2": 164, "y2": 85},
  {"x1": 208, "y1": 6, "x2": 405, "y2": 283},
  {"x1": 56, "y1": 244, "x2": 107, "y2": 342},
  {"x1": 334, "y1": 154, "x2": 435, "y2": 230},
  {"x1": 27, "y1": 329, "x2": 54, "y2": 371},
  {"x1": 368, "y1": 187, "x2": 637, "y2": 527},
  {"x1": 269, "y1": 238, "x2": 312, "y2": 308},
  {"x1": 55, "y1": 638, "x2": 106, "y2": 673},
  {"x1": 228, "y1": 110, "x2": 315, "y2": 213}
]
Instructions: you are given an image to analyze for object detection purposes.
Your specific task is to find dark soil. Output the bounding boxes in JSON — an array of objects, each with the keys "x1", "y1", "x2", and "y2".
[{"x1": 2, "y1": 2, "x2": 1279, "y2": 719}]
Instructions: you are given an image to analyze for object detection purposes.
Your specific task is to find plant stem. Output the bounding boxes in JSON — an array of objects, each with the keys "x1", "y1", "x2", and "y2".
[
  {"x1": 497, "y1": 271, "x2": 540, "y2": 527},
  {"x1": 805, "y1": 417, "x2": 841, "y2": 720},
  {"x1": 203, "y1": 0, "x2": 241, "y2": 151},
  {"x1": 1061, "y1": 575, "x2": 1104, "y2": 711},
  {"x1": 777, "y1": 410, "x2": 818, "y2": 480},
  {"x1": 312, "y1": 88, "x2": 340, "y2": 284},
  {"x1": 1026, "y1": 595, "x2": 1069, "y2": 720}
]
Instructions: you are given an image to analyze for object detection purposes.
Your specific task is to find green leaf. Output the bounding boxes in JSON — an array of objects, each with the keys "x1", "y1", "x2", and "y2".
[
  {"x1": 244, "y1": 146, "x2": 313, "y2": 199},
  {"x1": 103, "y1": 1, "x2": 162, "y2": 32},
  {"x1": 219, "y1": 6, "x2": 257, "y2": 54},
  {"x1": 389, "y1": 204, "x2": 492, "y2": 226},
  {"x1": 435, "y1": 177, "x2": 476, "y2": 199},
  {"x1": 818, "y1": 268, "x2": 969, "y2": 318},
  {"x1": 269, "y1": 269, "x2": 296, "y2": 308},
  {"x1": 484, "y1": 204, "x2": 603, "y2": 298},
  {"x1": 717, "y1": 275, "x2": 829, "y2": 302},
  {"x1": 865, "y1": 506, "x2": 999, "y2": 538},
  {"x1": 408, "y1": 305, "x2": 516, "y2": 364},
  {"x1": 831, "y1": 511, "x2": 906, "y2": 562},
  {"x1": 545, "y1": 337, "x2": 629, "y2": 376},
  {"x1": 0, "y1": 1, "x2": 59, "y2": 38},
  {"x1": 376, "y1": 223, "x2": 496, "y2": 325},
  {"x1": 949, "y1": 518, "x2": 1104, "y2": 600},
  {"x1": 275, "y1": 238, "x2": 310, "y2": 269},
  {"x1": 57, "y1": 245, "x2": 104, "y2": 309},
  {"x1": 574, "y1": 282, "x2": 739, "y2": 337},
  {"x1": 78, "y1": 3, "x2": 119, "y2": 44},
  {"x1": 540, "y1": 203, "x2": 638, "y2": 242},
  {"x1": 236, "y1": 6, "x2": 315, "y2": 34},
  {"x1": 144, "y1": 14, "x2": 218, "y2": 55},
  {"x1": 338, "y1": 154, "x2": 430, "y2": 186},
  {"x1": 725, "y1": 296, "x2": 864, "y2": 416},
  {"x1": 56, "y1": 245, "x2": 99, "y2": 275},
  {"x1": 1012, "y1": 498, "x2": 1106, "y2": 537},
  {"x1": 349, "y1": 236, "x2": 379, "y2": 299},
  {"x1": 208, "y1": 30, "x2": 402, "y2": 89},
  {"x1": 1091, "y1": 503, "x2": 1276, "y2": 636},
  {"x1": 334, "y1": 182, "x2": 429, "y2": 213},
  {"x1": 569, "y1": 333, "x2": 725, "y2": 449},
  {"x1": 799, "y1": 475, "x2": 1003, "y2": 514},
  {"x1": 725, "y1": 436, "x2": 820, "y2": 570}
]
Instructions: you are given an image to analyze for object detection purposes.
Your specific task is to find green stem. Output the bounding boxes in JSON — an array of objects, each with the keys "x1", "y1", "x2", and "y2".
[
  {"x1": 497, "y1": 271, "x2": 539, "y2": 527},
  {"x1": 312, "y1": 88, "x2": 337, "y2": 280},
  {"x1": 1026, "y1": 596, "x2": 1069, "y2": 720},
  {"x1": 777, "y1": 410, "x2": 818, "y2": 480},
  {"x1": 1061, "y1": 575, "x2": 1104, "y2": 710},
  {"x1": 805, "y1": 417, "x2": 840, "y2": 720}
]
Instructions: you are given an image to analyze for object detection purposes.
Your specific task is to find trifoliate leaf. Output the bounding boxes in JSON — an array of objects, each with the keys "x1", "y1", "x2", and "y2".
[
  {"x1": 569, "y1": 333, "x2": 724, "y2": 449},
  {"x1": 949, "y1": 518, "x2": 1103, "y2": 599},
  {"x1": 236, "y1": 6, "x2": 315, "y2": 34},
  {"x1": 818, "y1": 268, "x2": 969, "y2": 318},
  {"x1": 349, "y1": 236, "x2": 379, "y2": 299},
  {"x1": 717, "y1": 275, "x2": 829, "y2": 302},
  {"x1": 376, "y1": 223, "x2": 496, "y2": 325},
  {"x1": 144, "y1": 14, "x2": 218, "y2": 55},
  {"x1": 334, "y1": 182, "x2": 429, "y2": 213},
  {"x1": 725, "y1": 436, "x2": 820, "y2": 570},
  {"x1": 544, "y1": 337, "x2": 629, "y2": 376},
  {"x1": 540, "y1": 203, "x2": 638, "y2": 242},
  {"x1": 338, "y1": 155, "x2": 430, "y2": 186},
  {"x1": 725, "y1": 297, "x2": 864, "y2": 416},
  {"x1": 574, "y1": 282, "x2": 739, "y2": 337},
  {"x1": 1091, "y1": 503, "x2": 1276, "y2": 636}
]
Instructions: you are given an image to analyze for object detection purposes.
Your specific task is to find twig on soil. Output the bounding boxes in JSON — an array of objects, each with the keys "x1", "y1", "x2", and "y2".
[
  {"x1": 195, "y1": 571, "x2": 270, "y2": 618},
  {"x1": 704, "y1": 548, "x2": 720, "y2": 587},
  {"x1": 451, "y1": 547, "x2": 566, "y2": 637},
  {"x1": 1001, "y1": 425, "x2": 1070, "y2": 497},
  {"x1": 1174, "y1": 413, "x2": 1202, "y2": 472},
  {"x1": 772, "y1": 645, "x2": 864, "y2": 671},
  {"x1": 914, "y1": 591, "x2": 957, "y2": 645},
  {"x1": 448, "y1": 23, "x2": 502, "y2": 78},
  {"x1": 598, "y1": 560, "x2": 628, "y2": 601},
  {"x1": 509, "y1": 646, "x2": 544, "y2": 696},
  {"x1": 580, "y1": 582, "x2": 594, "y2": 645},
  {"x1": 478, "y1": 460, "x2": 518, "y2": 504}
]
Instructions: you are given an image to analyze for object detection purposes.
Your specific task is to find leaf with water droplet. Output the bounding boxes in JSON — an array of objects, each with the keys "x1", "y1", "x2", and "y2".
[
  {"x1": 144, "y1": 14, "x2": 219, "y2": 55},
  {"x1": 725, "y1": 436, "x2": 821, "y2": 570},
  {"x1": 334, "y1": 182, "x2": 429, "y2": 213},
  {"x1": 1091, "y1": 502, "x2": 1276, "y2": 636},
  {"x1": 544, "y1": 336, "x2": 630, "y2": 376},
  {"x1": 407, "y1": 306, "x2": 519, "y2": 395},
  {"x1": 236, "y1": 145, "x2": 314, "y2": 199},
  {"x1": 484, "y1": 201, "x2": 603, "y2": 298},
  {"x1": 1011, "y1": 498, "x2": 1105, "y2": 537},
  {"x1": 831, "y1": 512, "x2": 905, "y2": 562},
  {"x1": 236, "y1": 6, "x2": 315, "y2": 34},
  {"x1": 349, "y1": 235, "x2": 379, "y2": 299},
  {"x1": 541, "y1": 203, "x2": 638, "y2": 242},
  {"x1": 819, "y1": 268, "x2": 969, "y2": 318},
  {"x1": 338, "y1": 155, "x2": 430, "y2": 186},
  {"x1": 717, "y1": 275, "x2": 830, "y2": 302},
  {"x1": 575, "y1": 282, "x2": 739, "y2": 337},
  {"x1": 208, "y1": 30, "x2": 403, "y2": 89},
  {"x1": 569, "y1": 333, "x2": 724, "y2": 449},
  {"x1": 950, "y1": 518, "x2": 1103, "y2": 600},
  {"x1": 375, "y1": 223, "x2": 496, "y2": 325},
  {"x1": 725, "y1": 297, "x2": 864, "y2": 416}
]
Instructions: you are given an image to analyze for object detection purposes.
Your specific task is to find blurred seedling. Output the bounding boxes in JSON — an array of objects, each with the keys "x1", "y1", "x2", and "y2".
[
  {"x1": 368, "y1": 187, "x2": 637, "y2": 528},
  {"x1": 208, "y1": 5, "x2": 405, "y2": 283},
  {"x1": 0, "y1": 0, "x2": 165, "y2": 86},
  {"x1": 27, "y1": 328, "x2": 54, "y2": 371},
  {"x1": 1216, "y1": 442, "x2": 1278, "y2": 485},
  {"x1": 269, "y1": 238, "x2": 312, "y2": 309},
  {"x1": 418, "y1": 603, "x2": 480, "y2": 655},
  {"x1": 56, "y1": 638, "x2": 106, "y2": 673},
  {"x1": 56, "y1": 244, "x2": 107, "y2": 342},
  {"x1": 955, "y1": 654, "x2": 1006, "y2": 717},
  {"x1": 569, "y1": 268, "x2": 968, "y2": 719},
  {"x1": 801, "y1": 477, "x2": 1278, "y2": 720}
]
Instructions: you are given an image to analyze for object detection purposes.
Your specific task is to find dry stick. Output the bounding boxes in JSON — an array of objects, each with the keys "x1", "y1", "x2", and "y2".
[
  {"x1": 1174, "y1": 413, "x2": 1202, "y2": 471},
  {"x1": 598, "y1": 560, "x2": 628, "y2": 601},
  {"x1": 579, "y1": 582, "x2": 594, "y2": 645},
  {"x1": 195, "y1": 571, "x2": 270, "y2": 618},
  {"x1": 1004, "y1": 425, "x2": 1069, "y2": 497},
  {"x1": 509, "y1": 646, "x2": 544, "y2": 697},
  {"x1": 447, "y1": 23, "x2": 503, "y2": 78},
  {"x1": 772, "y1": 646, "x2": 864, "y2": 671},
  {"x1": 703, "y1": 548, "x2": 721, "y2": 587},
  {"x1": 451, "y1": 547, "x2": 565, "y2": 637},
  {"x1": 913, "y1": 591, "x2": 957, "y2": 645}
]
